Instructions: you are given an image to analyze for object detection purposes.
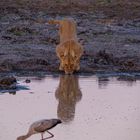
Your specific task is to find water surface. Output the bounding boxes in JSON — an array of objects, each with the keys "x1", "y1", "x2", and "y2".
[{"x1": 0, "y1": 75, "x2": 140, "y2": 140}]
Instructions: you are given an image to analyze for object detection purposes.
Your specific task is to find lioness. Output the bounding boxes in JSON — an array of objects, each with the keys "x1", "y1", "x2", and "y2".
[{"x1": 49, "y1": 19, "x2": 83, "y2": 74}]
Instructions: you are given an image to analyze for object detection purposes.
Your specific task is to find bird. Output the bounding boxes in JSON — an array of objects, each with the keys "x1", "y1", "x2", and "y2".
[{"x1": 17, "y1": 119, "x2": 62, "y2": 140}]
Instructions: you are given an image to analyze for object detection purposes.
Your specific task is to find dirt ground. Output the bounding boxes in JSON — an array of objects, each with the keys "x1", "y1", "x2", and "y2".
[{"x1": 0, "y1": 0, "x2": 140, "y2": 74}]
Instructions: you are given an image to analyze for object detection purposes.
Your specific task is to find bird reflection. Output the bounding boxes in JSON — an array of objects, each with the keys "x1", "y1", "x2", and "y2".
[
  {"x1": 55, "y1": 75, "x2": 82, "y2": 123},
  {"x1": 17, "y1": 119, "x2": 62, "y2": 140}
]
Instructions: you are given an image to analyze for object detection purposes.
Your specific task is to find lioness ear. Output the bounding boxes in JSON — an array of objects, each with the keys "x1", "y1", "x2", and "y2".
[
  {"x1": 64, "y1": 50, "x2": 68, "y2": 56},
  {"x1": 71, "y1": 50, "x2": 75, "y2": 57}
]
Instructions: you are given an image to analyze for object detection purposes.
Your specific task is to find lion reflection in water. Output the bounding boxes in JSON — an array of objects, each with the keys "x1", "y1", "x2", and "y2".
[{"x1": 55, "y1": 75, "x2": 82, "y2": 122}]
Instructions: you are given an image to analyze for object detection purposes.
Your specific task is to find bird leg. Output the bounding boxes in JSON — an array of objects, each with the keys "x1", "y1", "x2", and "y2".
[
  {"x1": 43, "y1": 131, "x2": 54, "y2": 140},
  {"x1": 47, "y1": 131, "x2": 54, "y2": 137},
  {"x1": 47, "y1": 130, "x2": 54, "y2": 137},
  {"x1": 41, "y1": 133, "x2": 44, "y2": 140}
]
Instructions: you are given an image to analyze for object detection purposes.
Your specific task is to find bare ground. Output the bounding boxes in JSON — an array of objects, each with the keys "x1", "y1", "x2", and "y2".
[{"x1": 0, "y1": 0, "x2": 140, "y2": 74}]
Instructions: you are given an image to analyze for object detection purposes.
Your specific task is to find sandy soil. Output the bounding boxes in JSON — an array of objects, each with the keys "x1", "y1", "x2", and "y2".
[{"x1": 0, "y1": 0, "x2": 140, "y2": 74}]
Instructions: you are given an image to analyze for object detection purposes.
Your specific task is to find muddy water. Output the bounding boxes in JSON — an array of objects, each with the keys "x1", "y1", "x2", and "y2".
[{"x1": 0, "y1": 75, "x2": 140, "y2": 140}]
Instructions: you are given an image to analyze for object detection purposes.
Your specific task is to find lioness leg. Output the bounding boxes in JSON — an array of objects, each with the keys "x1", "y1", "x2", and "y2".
[
  {"x1": 75, "y1": 64, "x2": 80, "y2": 71},
  {"x1": 75, "y1": 58, "x2": 80, "y2": 71},
  {"x1": 59, "y1": 63, "x2": 63, "y2": 70}
]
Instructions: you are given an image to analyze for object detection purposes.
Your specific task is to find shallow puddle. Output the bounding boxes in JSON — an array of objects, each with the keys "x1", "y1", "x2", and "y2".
[{"x1": 0, "y1": 75, "x2": 140, "y2": 140}]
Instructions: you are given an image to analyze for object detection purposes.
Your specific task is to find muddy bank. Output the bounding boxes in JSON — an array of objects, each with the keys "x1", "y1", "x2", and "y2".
[
  {"x1": 0, "y1": 76, "x2": 16, "y2": 89},
  {"x1": 0, "y1": 1, "x2": 140, "y2": 74}
]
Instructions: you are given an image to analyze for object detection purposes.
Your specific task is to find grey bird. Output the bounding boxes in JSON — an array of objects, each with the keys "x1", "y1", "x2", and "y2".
[{"x1": 17, "y1": 119, "x2": 62, "y2": 140}]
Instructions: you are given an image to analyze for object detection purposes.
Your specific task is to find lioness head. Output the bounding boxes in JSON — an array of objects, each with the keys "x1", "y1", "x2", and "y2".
[
  {"x1": 60, "y1": 50, "x2": 80, "y2": 74},
  {"x1": 62, "y1": 60, "x2": 77, "y2": 75}
]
